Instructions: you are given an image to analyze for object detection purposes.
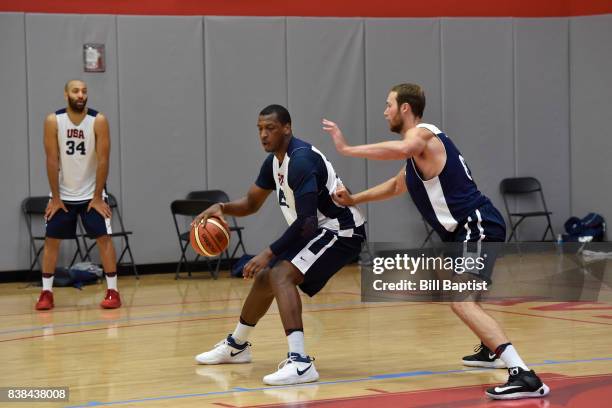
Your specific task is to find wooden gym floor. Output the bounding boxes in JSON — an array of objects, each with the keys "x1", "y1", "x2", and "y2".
[{"x1": 0, "y1": 252, "x2": 611, "y2": 408}]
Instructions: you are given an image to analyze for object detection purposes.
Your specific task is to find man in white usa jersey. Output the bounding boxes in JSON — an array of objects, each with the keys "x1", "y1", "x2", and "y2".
[
  {"x1": 192, "y1": 105, "x2": 365, "y2": 386},
  {"x1": 323, "y1": 83, "x2": 549, "y2": 400},
  {"x1": 36, "y1": 79, "x2": 121, "y2": 311}
]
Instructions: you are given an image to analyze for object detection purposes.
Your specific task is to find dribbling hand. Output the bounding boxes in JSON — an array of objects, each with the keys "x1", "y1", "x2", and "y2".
[{"x1": 191, "y1": 203, "x2": 229, "y2": 230}]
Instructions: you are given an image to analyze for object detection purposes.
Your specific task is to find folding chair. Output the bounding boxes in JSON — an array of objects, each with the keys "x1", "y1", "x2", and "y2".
[
  {"x1": 22, "y1": 196, "x2": 85, "y2": 282},
  {"x1": 81, "y1": 193, "x2": 139, "y2": 278},
  {"x1": 500, "y1": 177, "x2": 555, "y2": 242},
  {"x1": 186, "y1": 190, "x2": 248, "y2": 261},
  {"x1": 421, "y1": 218, "x2": 436, "y2": 248},
  {"x1": 171, "y1": 199, "x2": 224, "y2": 279}
]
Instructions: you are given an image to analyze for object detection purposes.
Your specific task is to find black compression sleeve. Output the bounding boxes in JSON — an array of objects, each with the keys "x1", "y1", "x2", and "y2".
[{"x1": 269, "y1": 192, "x2": 318, "y2": 256}]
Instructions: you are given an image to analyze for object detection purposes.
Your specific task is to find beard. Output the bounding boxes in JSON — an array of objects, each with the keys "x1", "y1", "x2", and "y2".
[
  {"x1": 389, "y1": 115, "x2": 403, "y2": 134},
  {"x1": 68, "y1": 96, "x2": 87, "y2": 113}
]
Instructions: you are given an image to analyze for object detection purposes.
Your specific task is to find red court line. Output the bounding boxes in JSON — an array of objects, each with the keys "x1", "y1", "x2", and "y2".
[
  {"x1": 0, "y1": 302, "x2": 422, "y2": 343},
  {"x1": 0, "y1": 291, "x2": 360, "y2": 318},
  {"x1": 3, "y1": 299, "x2": 611, "y2": 343},
  {"x1": 480, "y1": 307, "x2": 612, "y2": 327},
  {"x1": 424, "y1": 302, "x2": 612, "y2": 327},
  {"x1": 244, "y1": 373, "x2": 612, "y2": 408},
  {"x1": 0, "y1": 297, "x2": 246, "y2": 318}
]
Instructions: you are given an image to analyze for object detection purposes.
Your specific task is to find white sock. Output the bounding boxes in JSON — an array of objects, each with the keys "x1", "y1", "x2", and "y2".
[
  {"x1": 231, "y1": 322, "x2": 254, "y2": 345},
  {"x1": 499, "y1": 344, "x2": 529, "y2": 370},
  {"x1": 105, "y1": 274, "x2": 118, "y2": 291},
  {"x1": 287, "y1": 331, "x2": 305, "y2": 357},
  {"x1": 42, "y1": 276, "x2": 54, "y2": 292}
]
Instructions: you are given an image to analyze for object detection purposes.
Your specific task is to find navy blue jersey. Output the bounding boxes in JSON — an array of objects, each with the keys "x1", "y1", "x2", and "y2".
[
  {"x1": 405, "y1": 124, "x2": 490, "y2": 241},
  {"x1": 256, "y1": 136, "x2": 365, "y2": 236}
]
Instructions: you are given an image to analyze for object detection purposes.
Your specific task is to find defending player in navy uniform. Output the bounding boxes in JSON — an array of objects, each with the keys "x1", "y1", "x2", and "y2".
[
  {"x1": 323, "y1": 83, "x2": 549, "y2": 400},
  {"x1": 36, "y1": 79, "x2": 121, "y2": 311},
  {"x1": 193, "y1": 105, "x2": 365, "y2": 386}
]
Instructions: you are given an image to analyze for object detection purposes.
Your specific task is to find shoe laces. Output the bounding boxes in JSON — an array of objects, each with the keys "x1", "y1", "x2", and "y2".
[
  {"x1": 39, "y1": 291, "x2": 52, "y2": 300},
  {"x1": 473, "y1": 343, "x2": 484, "y2": 353},
  {"x1": 218, "y1": 338, "x2": 250, "y2": 350},
  {"x1": 105, "y1": 289, "x2": 118, "y2": 299},
  {"x1": 276, "y1": 357, "x2": 294, "y2": 370},
  {"x1": 276, "y1": 354, "x2": 314, "y2": 370}
]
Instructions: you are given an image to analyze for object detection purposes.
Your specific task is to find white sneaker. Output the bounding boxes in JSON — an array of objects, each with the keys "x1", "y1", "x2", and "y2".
[
  {"x1": 195, "y1": 334, "x2": 252, "y2": 364},
  {"x1": 263, "y1": 353, "x2": 319, "y2": 386}
]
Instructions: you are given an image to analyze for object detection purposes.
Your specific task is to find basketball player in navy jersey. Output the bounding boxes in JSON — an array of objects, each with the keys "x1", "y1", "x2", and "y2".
[
  {"x1": 36, "y1": 79, "x2": 121, "y2": 310},
  {"x1": 192, "y1": 105, "x2": 366, "y2": 385},
  {"x1": 323, "y1": 83, "x2": 549, "y2": 400}
]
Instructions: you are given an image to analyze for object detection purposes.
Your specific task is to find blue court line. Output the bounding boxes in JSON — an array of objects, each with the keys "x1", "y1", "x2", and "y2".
[{"x1": 64, "y1": 356, "x2": 612, "y2": 408}]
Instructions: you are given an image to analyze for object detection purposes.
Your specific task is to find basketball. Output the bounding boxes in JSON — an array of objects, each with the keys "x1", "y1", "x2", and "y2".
[{"x1": 190, "y1": 217, "x2": 230, "y2": 257}]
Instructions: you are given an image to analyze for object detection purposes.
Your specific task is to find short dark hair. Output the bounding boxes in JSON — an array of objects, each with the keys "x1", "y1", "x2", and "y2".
[
  {"x1": 65, "y1": 79, "x2": 85, "y2": 92},
  {"x1": 390, "y1": 83, "x2": 425, "y2": 118},
  {"x1": 259, "y1": 104, "x2": 292, "y2": 125}
]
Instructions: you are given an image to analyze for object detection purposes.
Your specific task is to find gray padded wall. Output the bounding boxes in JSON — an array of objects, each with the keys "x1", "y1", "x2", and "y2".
[
  {"x1": 441, "y1": 19, "x2": 515, "y2": 222},
  {"x1": 25, "y1": 14, "x2": 120, "y2": 265},
  {"x1": 286, "y1": 18, "x2": 367, "y2": 208},
  {"x1": 0, "y1": 14, "x2": 30, "y2": 270},
  {"x1": 364, "y1": 19, "x2": 441, "y2": 245},
  {"x1": 2, "y1": 12, "x2": 610, "y2": 272},
  {"x1": 117, "y1": 16, "x2": 206, "y2": 263},
  {"x1": 204, "y1": 17, "x2": 287, "y2": 252},
  {"x1": 514, "y1": 19, "x2": 570, "y2": 240},
  {"x1": 570, "y1": 14, "x2": 612, "y2": 229}
]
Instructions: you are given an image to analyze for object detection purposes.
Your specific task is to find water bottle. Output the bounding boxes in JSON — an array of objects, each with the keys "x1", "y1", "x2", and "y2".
[{"x1": 556, "y1": 233, "x2": 563, "y2": 256}]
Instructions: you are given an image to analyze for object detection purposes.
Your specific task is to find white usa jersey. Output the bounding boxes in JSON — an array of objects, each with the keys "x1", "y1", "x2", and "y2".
[
  {"x1": 54, "y1": 108, "x2": 100, "y2": 201},
  {"x1": 255, "y1": 137, "x2": 365, "y2": 237}
]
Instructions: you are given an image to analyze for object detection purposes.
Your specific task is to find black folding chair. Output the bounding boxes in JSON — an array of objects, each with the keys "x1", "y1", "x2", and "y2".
[
  {"x1": 186, "y1": 190, "x2": 248, "y2": 261},
  {"x1": 500, "y1": 177, "x2": 555, "y2": 241},
  {"x1": 421, "y1": 218, "x2": 436, "y2": 248},
  {"x1": 80, "y1": 193, "x2": 139, "y2": 278},
  {"x1": 171, "y1": 199, "x2": 224, "y2": 279},
  {"x1": 22, "y1": 196, "x2": 85, "y2": 281}
]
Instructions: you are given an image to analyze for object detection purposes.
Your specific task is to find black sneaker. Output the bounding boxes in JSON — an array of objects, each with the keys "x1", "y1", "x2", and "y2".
[
  {"x1": 486, "y1": 367, "x2": 550, "y2": 400},
  {"x1": 462, "y1": 343, "x2": 506, "y2": 368}
]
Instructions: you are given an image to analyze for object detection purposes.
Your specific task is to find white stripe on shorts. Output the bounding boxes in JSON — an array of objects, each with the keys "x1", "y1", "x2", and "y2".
[
  {"x1": 475, "y1": 209, "x2": 485, "y2": 241},
  {"x1": 464, "y1": 216, "x2": 472, "y2": 242},
  {"x1": 291, "y1": 230, "x2": 338, "y2": 274},
  {"x1": 105, "y1": 218, "x2": 113, "y2": 235}
]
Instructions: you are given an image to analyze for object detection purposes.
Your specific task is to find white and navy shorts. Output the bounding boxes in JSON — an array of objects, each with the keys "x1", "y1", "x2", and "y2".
[
  {"x1": 276, "y1": 225, "x2": 366, "y2": 297},
  {"x1": 46, "y1": 199, "x2": 112, "y2": 239},
  {"x1": 446, "y1": 202, "x2": 506, "y2": 284}
]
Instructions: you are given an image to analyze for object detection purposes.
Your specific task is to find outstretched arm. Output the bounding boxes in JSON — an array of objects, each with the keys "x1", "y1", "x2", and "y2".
[
  {"x1": 333, "y1": 166, "x2": 407, "y2": 206},
  {"x1": 191, "y1": 184, "x2": 271, "y2": 228},
  {"x1": 193, "y1": 155, "x2": 275, "y2": 227},
  {"x1": 322, "y1": 118, "x2": 429, "y2": 160}
]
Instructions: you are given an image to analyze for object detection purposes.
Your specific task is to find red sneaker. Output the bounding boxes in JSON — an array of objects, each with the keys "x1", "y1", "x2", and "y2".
[
  {"x1": 100, "y1": 289, "x2": 122, "y2": 309},
  {"x1": 35, "y1": 290, "x2": 54, "y2": 310}
]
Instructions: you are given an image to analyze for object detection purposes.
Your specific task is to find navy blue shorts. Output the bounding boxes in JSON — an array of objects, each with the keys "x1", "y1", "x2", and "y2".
[
  {"x1": 45, "y1": 199, "x2": 112, "y2": 239},
  {"x1": 452, "y1": 202, "x2": 506, "y2": 243},
  {"x1": 277, "y1": 225, "x2": 366, "y2": 297},
  {"x1": 446, "y1": 202, "x2": 506, "y2": 284}
]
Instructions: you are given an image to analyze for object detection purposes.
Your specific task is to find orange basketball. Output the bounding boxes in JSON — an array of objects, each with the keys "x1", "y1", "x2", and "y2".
[{"x1": 190, "y1": 217, "x2": 230, "y2": 257}]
